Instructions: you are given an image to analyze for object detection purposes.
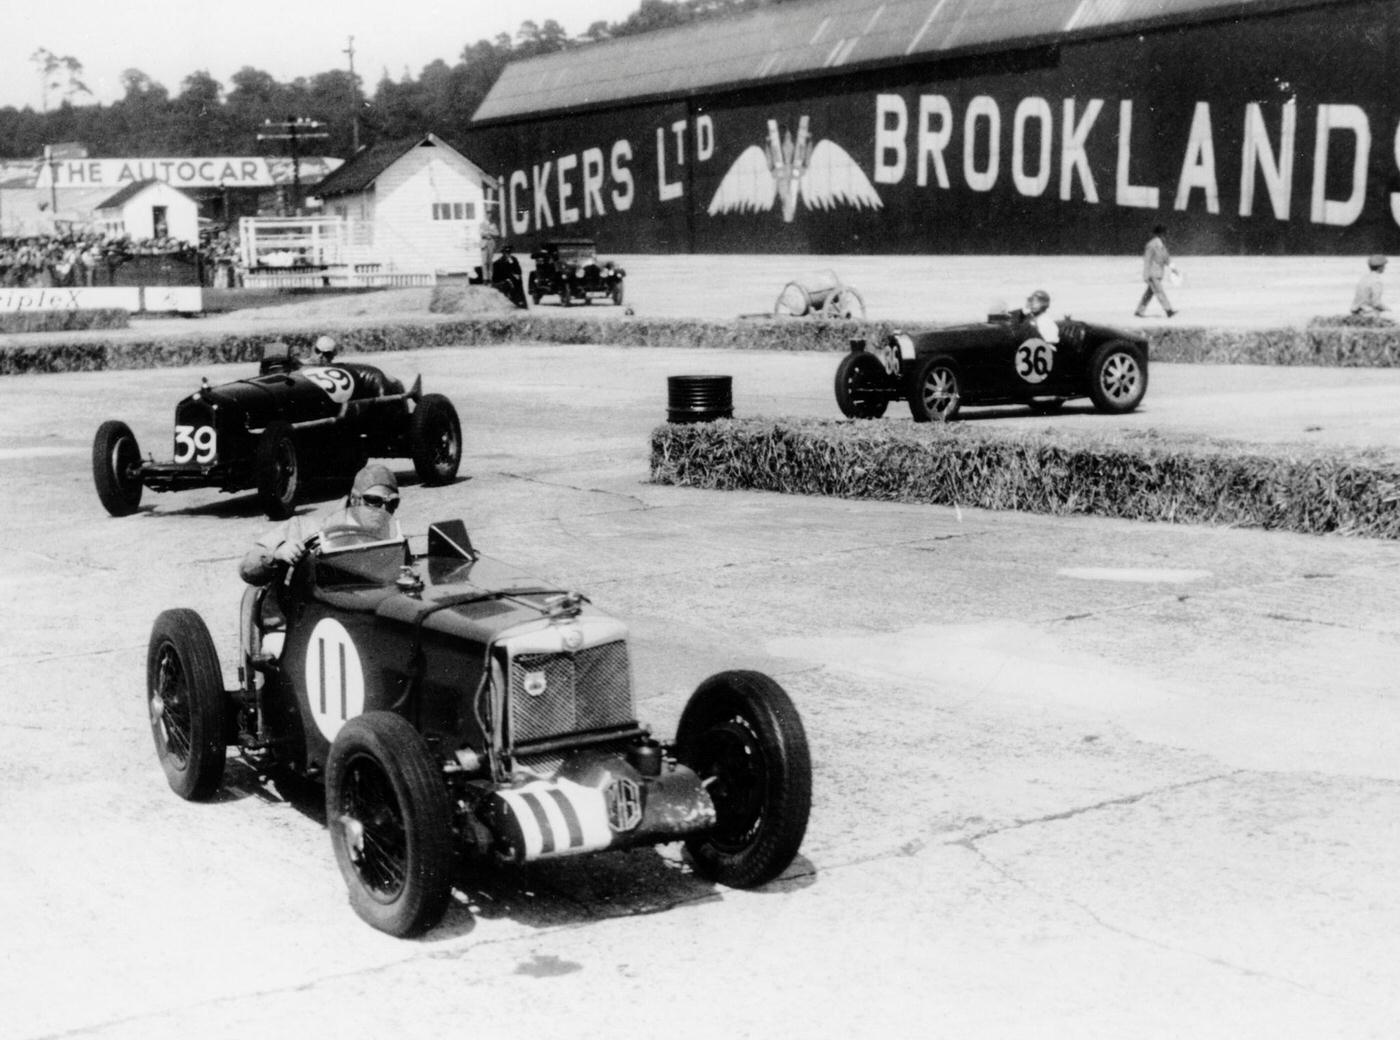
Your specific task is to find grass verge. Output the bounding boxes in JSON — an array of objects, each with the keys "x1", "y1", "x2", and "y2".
[{"x1": 4, "y1": 311, "x2": 1400, "y2": 375}]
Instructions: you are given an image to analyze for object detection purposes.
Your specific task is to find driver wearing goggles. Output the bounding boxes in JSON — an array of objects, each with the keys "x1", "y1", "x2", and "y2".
[{"x1": 238, "y1": 464, "x2": 403, "y2": 585}]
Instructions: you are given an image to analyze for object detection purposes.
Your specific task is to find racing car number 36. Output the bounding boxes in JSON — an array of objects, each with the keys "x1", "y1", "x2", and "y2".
[{"x1": 1015, "y1": 339, "x2": 1055, "y2": 384}]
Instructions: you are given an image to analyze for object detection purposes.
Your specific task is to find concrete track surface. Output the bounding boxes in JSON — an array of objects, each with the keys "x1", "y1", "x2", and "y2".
[{"x1": 4, "y1": 342, "x2": 1400, "y2": 1040}]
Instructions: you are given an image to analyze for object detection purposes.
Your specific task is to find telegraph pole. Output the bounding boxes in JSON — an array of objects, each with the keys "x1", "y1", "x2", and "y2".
[
  {"x1": 257, "y1": 116, "x2": 329, "y2": 214},
  {"x1": 343, "y1": 36, "x2": 360, "y2": 153}
]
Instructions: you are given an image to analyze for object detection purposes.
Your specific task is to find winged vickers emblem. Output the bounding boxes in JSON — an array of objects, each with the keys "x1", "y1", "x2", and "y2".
[{"x1": 707, "y1": 115, "x2": 883, "y2": 223}]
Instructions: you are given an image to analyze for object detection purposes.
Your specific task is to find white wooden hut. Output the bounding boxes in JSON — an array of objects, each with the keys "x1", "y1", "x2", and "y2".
[
  {"x1": 238, "y1": 134, "x2": 497, "y2": 287},
  {"x1": 93, "y1": 180, "x2": 199, "y2": 244}
]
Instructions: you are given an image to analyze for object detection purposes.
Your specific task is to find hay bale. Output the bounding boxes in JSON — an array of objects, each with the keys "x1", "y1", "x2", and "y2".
[{"x1": 651, "y1": 417, "x2": 1400, "y2": 539}]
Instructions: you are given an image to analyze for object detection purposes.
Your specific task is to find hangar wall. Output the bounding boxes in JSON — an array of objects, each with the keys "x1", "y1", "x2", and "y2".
[{"x1": 466, "y1": 0, "x2": 1398, "y2": 255}]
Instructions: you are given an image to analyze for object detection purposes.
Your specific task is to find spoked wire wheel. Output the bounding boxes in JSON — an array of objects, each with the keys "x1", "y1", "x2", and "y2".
[
  {"x1": 326, "y1": 712, "x2": 453, "y2": 936},
  {"x1": 146, "y1": 608, "x2": 226, "y2": 800}
]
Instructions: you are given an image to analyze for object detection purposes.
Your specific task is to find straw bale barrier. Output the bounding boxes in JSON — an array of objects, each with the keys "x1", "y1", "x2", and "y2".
[
  {"x1": 650, "y1": 417, "x2": 1400, "y2": 539},
  {"x1": 4, "y1": 308, "x2": 1400, "y2": 375}
]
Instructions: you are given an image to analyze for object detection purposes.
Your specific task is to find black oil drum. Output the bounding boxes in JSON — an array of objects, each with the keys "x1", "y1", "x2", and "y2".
[{"x1": 667, "y1": 375, "x2": 733, "y2": 423}]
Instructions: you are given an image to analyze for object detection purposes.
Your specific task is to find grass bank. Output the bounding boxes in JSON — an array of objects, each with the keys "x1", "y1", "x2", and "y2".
[{"x1": 4, "y1": 310, "x2": 1400, "y2": 375}]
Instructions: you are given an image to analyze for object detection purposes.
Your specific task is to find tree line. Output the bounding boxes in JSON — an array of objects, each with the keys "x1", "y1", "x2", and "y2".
[{"x1": 2, "y1": 1, "x2": 773, "y2": 162}]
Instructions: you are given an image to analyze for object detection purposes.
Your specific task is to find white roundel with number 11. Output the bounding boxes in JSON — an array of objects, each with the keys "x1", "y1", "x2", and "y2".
[
  {"x1": 1015, "y1": 338, "x2": 1056, "y2": 384},
  {"x1": 304, "y1": 617, "x2": 366, "y2": 741}
]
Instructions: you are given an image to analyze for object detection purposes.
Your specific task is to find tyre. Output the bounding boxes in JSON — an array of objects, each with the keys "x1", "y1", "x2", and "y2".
[
  {"x1": 675, "y1": 670, "x2": 812, "y2": 888},
  {"x1": 907, "y1": 357, "x2": 962, "y2": 422},
  {"x1": 255, "y1": 421, "x2": 300, "y2": 520},
  {"x1": 92, "y1": 419, "x2": 144, "y2": 516},
  {"x1": 326, "y1": 712, "x2": 453, "y2": 937},
  {"x1": 1087, "y1": 341, "x2": 1148, "y2": 414},
  {"x1": 409, "y1": 393, "x2": 462, "y2": 485},
  {"x1": 833, "y1": 352, "x2": 889, "y2": 419},
  {"x1": 147, "y1": 608, "x2": 227, "y2": 801}
]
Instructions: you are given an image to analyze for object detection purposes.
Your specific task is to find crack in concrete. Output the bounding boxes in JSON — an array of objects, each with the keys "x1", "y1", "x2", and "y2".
[
  {"x1": 497, "y1": 471, "x2": 656, "y2": 513},
  {"x1": 1047, "y1": 562, "x2": 1400, "y2": 631},
  {"x1": 955, "y1": 771, "x2": 1244, "y2": 844},
  {"x1": 954, "y1": 818, "x2": 1362, "y2": 1005}
]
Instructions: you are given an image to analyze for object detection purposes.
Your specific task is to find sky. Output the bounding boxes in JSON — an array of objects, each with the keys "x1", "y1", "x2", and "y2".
[{"x1": 4, "y1": 0, "x2": 646, "y2": 111}]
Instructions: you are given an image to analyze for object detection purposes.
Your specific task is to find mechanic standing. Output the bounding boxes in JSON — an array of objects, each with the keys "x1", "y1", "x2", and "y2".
[
  {"x1": 238, "y1": 464, "x2": 403, "y2": 586},
  {"x1": 491, "y1": 243, "x2": 528, "y2": 309},
  {"x1": 1135, "y1": 223, "x2": 1177, "y2": 318},
  {"x1": 1350, "y1": 255, "x2": 1390, "y2": 317}
]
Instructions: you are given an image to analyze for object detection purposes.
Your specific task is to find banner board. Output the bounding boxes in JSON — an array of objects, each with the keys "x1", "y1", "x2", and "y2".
[
  {"x1": 467, "y1": 1, "x2": 1400, "y2": 255},
  {"x1": 0, "y1": 287, "x2": 201, "y2": 313}
]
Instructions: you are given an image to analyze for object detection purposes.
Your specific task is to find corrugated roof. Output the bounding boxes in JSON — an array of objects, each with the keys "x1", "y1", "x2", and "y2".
[{"x1": 472, "y1": 0, "x2": 1338, "y2": 123}]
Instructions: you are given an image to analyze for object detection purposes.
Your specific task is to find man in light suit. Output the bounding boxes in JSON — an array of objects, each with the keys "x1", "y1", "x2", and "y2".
[{"x1": 1135, "y1": 224, "x2": 1176, "y2": 318}]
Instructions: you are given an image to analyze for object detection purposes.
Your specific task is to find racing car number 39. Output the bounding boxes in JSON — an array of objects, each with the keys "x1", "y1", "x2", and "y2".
[
  {"x1": 1015, "y1": 339, "x2": 1055, "y2": 384},
  {"x1": 173, "y1": 424, "x2": 217, "y2": 464},
  {"x1": 303, "y1": 366, "x2": 355, "y2": 403}
]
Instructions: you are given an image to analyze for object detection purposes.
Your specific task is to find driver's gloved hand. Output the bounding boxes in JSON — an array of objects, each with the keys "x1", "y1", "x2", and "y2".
[{"x1": 273, "y1": 538, "x2": 307, "y2": 566}]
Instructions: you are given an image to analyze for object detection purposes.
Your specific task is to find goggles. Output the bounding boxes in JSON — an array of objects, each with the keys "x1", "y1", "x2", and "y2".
[{"x1": 360, "y1": 493, "x2": 399, "y2": 513}]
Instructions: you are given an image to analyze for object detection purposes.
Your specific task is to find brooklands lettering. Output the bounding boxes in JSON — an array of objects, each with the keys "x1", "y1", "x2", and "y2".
[{"x1": 872, "y1": 92, "x2": 1398, "y2": 227}]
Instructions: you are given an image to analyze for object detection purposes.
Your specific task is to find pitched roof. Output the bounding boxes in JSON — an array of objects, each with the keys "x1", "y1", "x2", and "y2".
[
  {"x1": 94, "y1": 179, "x2": 189, "y2": 210},
  {"x1": 310, "y1": 133, "x2": 494, "y2": 197},
  {"x1": 472, "y1": 0, "x2": 1343, "y2": 123}
]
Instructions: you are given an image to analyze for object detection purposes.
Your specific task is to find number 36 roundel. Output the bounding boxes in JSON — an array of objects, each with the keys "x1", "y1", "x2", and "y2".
[{"x1": 1014, "y1": 338, "x2": 1056, "y2": 384}]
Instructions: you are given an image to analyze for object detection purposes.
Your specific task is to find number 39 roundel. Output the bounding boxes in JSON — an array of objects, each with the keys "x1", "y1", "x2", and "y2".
[
  {"x1": 303, "y1": 366, "x2": 355, "y2": 404},
  {"x1": 304, "y1": 617, "x2": 366, "y2": 741},
  {"x1": 1014, "y1": 338, "x2": 1055, "y2": 384}
]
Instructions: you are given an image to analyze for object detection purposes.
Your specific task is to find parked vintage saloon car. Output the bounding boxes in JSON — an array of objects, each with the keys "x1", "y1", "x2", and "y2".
[
  {"x1": 834, "y1": 314, "x2": 1150, "y2": 422},
  {"x1": 92, "y1": 344, "x2": 462, "y2": 519},
  {"x1": 146, "y1": 521, "x2": 812, "y2": 936},
  {"x1": 528, "y1": 238, "x2": 626, "y2": 306}
]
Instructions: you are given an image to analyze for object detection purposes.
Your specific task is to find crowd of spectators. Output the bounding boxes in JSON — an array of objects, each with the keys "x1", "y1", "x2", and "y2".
[{"x1": 0, "y1": 229, "x2": 238, "y2": 288}]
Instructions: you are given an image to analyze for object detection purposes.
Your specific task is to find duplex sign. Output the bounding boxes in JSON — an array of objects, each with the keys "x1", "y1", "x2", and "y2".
[{"x1": 0, "y1": 287, "x2": 201, "y2": 313}]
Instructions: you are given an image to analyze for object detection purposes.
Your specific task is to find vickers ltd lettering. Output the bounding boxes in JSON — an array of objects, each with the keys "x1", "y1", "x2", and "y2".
[
  {"x1": 873, "y1": 92, "x2": 1397, "y2": 228},
  {"x1": 506, "y1": 139, "x2": 636, "y2": 236},
  {"x1": 503, "y1": 115, "x2": 716, "y2": 235}
]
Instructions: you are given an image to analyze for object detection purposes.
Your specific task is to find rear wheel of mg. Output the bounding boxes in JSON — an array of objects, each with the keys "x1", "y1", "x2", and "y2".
[
  {"x1": 92, "y1": 419, "x2": 144, "y2": 516},
  {"x1": 409, "y1": 393, "x2": 462, "y2": 485},
  {"x1": 255, "y1": 421, "x2": 300, "y2": 520},
  {"x1": 908, "y1": 357, "x2": 962, "y2": 422},
  {"x1": 326, "y1": 712, "x2": 453, "y2": 937},
  {"x1": 1088, "y1": 341, "x2": 1148, "y2": 414},
  {"x1": 834, "y1": 352, "x2": 889, "y2": 419},
  {"x1": 676, "y1": 670, "x2": 811, "y2": 889},
  {"x1": 147, "y1": 608, "x2": 227, "y2": 801}
]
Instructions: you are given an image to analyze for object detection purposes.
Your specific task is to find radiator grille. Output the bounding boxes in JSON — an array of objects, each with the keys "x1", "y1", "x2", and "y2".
[{"x1": 509, "y1": 640, "x2": 633, "y2": 744}]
